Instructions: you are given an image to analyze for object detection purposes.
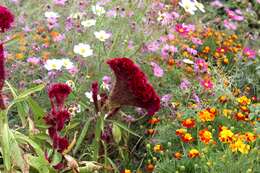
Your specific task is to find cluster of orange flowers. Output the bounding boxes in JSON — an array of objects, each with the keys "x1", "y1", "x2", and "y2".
[{"x1": 198, "y1": 108, "x2": 217, "y2": 122}]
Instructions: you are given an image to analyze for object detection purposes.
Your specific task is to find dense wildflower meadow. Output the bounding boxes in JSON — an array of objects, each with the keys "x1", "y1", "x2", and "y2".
[{"x1": 0, "y1": 0, "x2": 259, "y2": 172}]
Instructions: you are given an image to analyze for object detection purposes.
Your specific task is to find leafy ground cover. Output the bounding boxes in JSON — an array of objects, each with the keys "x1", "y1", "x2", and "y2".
[{"x1": 0, "y1": 0, "x2": 259, "y2": 173}]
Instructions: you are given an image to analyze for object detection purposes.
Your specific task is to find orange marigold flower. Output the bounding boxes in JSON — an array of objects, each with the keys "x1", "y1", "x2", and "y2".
[
  {"x1": 182, "y1": 118, "x2": 196, "y2": 128},
  {"x1": 173, "y1": 152, "x2": 182, "y2": 160},
  {"x1": 188, "y1": 149, "x2": 200, "y2": 158},
  {"x1": 181, "y1": 133, "x2": 193, "y2": 143},
  {"x1": 235, "y1": 112, "x2": 248, "y2": 121},
  {"x1": 199, "y1": 129, "x2": 212, "y2": 144},
  {"x1": 229, "y1": 139, "x2": 250, "y2": 154},
  {"x1": 219, "y1": 127, "x2": 234, "y2": 143},
  {"x1": 146, "y1": 129, "x2": 157, "y2": 135},
  {"x1": 244, "y1": 132, "x2": 256, "y2": 142},
  {"x1": 148, "y1": 117, "x2": 160, "y2": 125},
  {"x1": 219, "y1": 95, "x2": 228, "y2": 103},
  {"x1": 175, "y1": 128, "x2": 187, "y2": 136},
  {"x1": 237, "y1": 96, "x2": 251, "y2": 106},
  {"x1": 198, "y1": 109, "x2": 216, "y2": 122},
  {"x1": 146, "y1": 164, "x2": 155, "y2": 172},
  {"x1": 122, "y1": 169, "x2": 131, "y2": 173},
  {"x1": 240, "y1": 106, "x2": 249, "y2": 113}
]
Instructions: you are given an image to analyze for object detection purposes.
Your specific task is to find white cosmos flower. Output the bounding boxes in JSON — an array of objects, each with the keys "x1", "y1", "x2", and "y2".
[
  {"x1": 179, "y1": 0, "x2": 197, "y2": 15},
  {"x1": 44, "y1": 11, "x2": 60, "y2": 18},
  {"x1": 194, "y1": 0, "x2": 205, "y2": 13},
  {"x1": 73, "y1": 43, "x2": 93, "y2": 57},
  {"x1": 94, "y1": 30, "x2": 111, "y2": 42},
  {"x1": 61, "y1": 58, "x2": 74, "y2": 69},
  {"x1": 92, "y1": 5, "x2": 106, "y2": 16},
  {"x1": 81, "y1": 19, "x2": 96, "y2": 27},
  {"x1": 44, "y1": 59, "x2": 63, "y2": 71},
  {"x1": 85, "y1": 91, "x2": 101, "y2": 102},
  {"x1": 183, "y1": 58, "x2": 194, "y2": 65}
]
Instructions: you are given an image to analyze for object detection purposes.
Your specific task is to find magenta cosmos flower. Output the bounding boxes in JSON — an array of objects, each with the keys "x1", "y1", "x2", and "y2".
[
  {"x1": 243, "y1": 47, "x2": 256, "y2": 59},
  {"x1": 107, "y1": 58, "x2": 160, "y2": 116},
  {"x1": 0, "y1": 5, "x2": 14, "y2": 32}
]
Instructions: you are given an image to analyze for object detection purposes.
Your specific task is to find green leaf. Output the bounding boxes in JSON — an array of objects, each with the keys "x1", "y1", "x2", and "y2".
[
  {"x1": 26, "y1": 155, "x2": 50, "y2": 173},
  {"x1": 1, "y1": 122, "x2": 11, "y2": 171},
  {"x1": 108, "y1": 120, "x2": 140, "y2": 138},
  {"x1": 16, "y1": 102, "x2": 29, "y2": 127},
  {"x1": 73, "y1": 118, "x2": 92, "y2": 155},
  {"x1": 93, "y1": 115, "x2": 104, "y2": 161},
  {"x1": 112, "y1": 123, "x2": 122, "y2": 144},
  {"x1": 27, "y1": 97, "x2": 45, "y2": 122},
  {"x1": 9, "y1": 131, "x2": 29, "y2": 172},
  {"x1": 50, "y1": 151, "x2": 62, "y2": 166}
]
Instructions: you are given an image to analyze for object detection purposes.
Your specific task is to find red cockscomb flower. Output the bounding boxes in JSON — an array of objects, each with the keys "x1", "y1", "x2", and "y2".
[
  {"x1": 107, "y1": 58, "x2": 160, "y2": 116},
  {"x1": 91, "y1": 81, "x2": 99, "y2": 113},
  {"x1": 48, "y1": 83, "x2": 72, "y2": 107},
  {"x1": 44, "y1": 83, "x2": 71, "y2": 154},
  {"x1": 0, "y1": 5, "x2": 14, "y2": 33},
  {"x1": 0, "y1": 44, "x2": 5, "y2": 109}
]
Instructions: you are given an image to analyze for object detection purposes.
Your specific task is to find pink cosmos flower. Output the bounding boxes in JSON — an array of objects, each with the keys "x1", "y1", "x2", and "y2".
[
  {"x1": 27, "y1": 57, "x2": 41, "y2": 65},
  {"x1": 194, "y1": 58, "x2": 208, "y2": 73},
  {"x1": 175, "y1": 24, "x2": 189, "y2": 36},
  {"x1": 150, "y1": 62, "x2": 164, "y2": 77},
  {"x1": 243, "y1": 47, "x2": 256, "y2": 59},
  {"x1": 161, "y1": 44, "x2": 178, "y2": 58},
  {"x1": 223, "y1": 19, "x2": 237, "y2": 30},
  {"x1": 53, "y1": 0, "x2": 67, "y2": 6},
  {"x1": 225, "y1": 9, "x2": 244, "y2": 21},
  {"x1": 200, "y1": 79, "x2": 213, "y2": 90}
]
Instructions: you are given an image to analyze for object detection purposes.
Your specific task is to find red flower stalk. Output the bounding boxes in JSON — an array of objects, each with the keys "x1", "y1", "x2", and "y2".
[
  {"x1": 0, "y1": 5, "x2": 14, "y2": 33},
  {"x1": 48, "y1": 83, "x2": 72, "y2": 108},
  {"x1": 44, "y1": 83, "x2": 72, "y2": 153},
  {"x1": 107, "y1": 58, "x2": 160, "y2": 116},
  {"x1": 91, "y1": 81, "x2": 99, "y2": 113},
  {"x1": 0, "y1": 44, "x2": 5, "y2": 109}
]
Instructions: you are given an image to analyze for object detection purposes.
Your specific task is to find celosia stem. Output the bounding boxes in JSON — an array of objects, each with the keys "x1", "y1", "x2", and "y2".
[{"x1": 0, "y1": 43, "x2": 5, "y2": 109}]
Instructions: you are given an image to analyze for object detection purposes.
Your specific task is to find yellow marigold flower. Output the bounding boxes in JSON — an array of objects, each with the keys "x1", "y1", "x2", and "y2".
[
  {"x1": 181, "y1": 133, "x2": 193, "y2": 143},
  {"x1": 223, "y1": 109, "x2": 232, "y2": 117},
  {"x1": 219, "y1": 128, "x2": 234, "y2": 143},
  {"x1": 122, "y1": 169, "x2": 131, "y2": 173},
  {"x1": 188, "y1": 149, "x2": 200, "y2": 158},
  {"x1": 230, "y1": 139, "x2": 250, "y2": 154},
  {"x1": 175, "y1": 128, "x2": 187, "y2": 136},
  {"x1": 153, "y1": 144, "x2": 163, "y2": 153},
  {"x1": 237, "y1": 96, "x2": 251, "y2": 106}
]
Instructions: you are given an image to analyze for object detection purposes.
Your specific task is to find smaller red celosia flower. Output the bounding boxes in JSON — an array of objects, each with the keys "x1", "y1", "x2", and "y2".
[
  {"x1": 48, "y1": 83, "x2": 72, "y2": 107},
  {"x1": 0, "y1": 44, "x2": 5, "y2": 109},
  {"x1": 91, "y1": 81, "x2": 99, "y2": 113},
  {"x1": 0, "y1": 5, "x2": 14, "y2": 33},
  {"x1": 182, "y1": 118, "x2": 196, "y2": 128},
  {"x1": 107, "y1": 58, "x2": 160, "y2": 116}
]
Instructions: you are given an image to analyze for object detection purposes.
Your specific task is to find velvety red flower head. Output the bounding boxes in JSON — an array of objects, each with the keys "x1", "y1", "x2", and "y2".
[
  {"x1": 0, "y1": 5, "x2": 14, "y2": 33},
  {"x1": 48, "y1": 83, "x2": 72, "y2": 106},
  {"x1": 107, "y1": 58, "x2": 160, "y2": 116},
  {"x1": 0, "y1": 44, "x2": 5, "y2": 109}
]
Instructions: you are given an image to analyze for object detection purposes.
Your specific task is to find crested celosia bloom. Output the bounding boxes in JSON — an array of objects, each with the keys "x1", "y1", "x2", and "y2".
[
  {"x1": 188, "y1": 149, "x2": 200, "y2": 158},
  {"x1": 0, "y1": 5, "x2": 14, "y2": 32},
  {"x1": 107, "y1": 58, "x2": 160, "y2": 116},
  {"x1": 44, "y1": 83, "x2": 72, "y2": 153},
  {"x1": 91, "y1": 81, "x2": 99, "y2": 113},
  {"x1": 218, "y1": 127, "x2": 234, "y2": 143},
  {"x1": 181, "y1": 118, "x2": 196, "y2": 128},
  {"x1": 198, "y1": 108, "x2": 216, "y2": 122},
  {"x1": 0, "y1": 44, "x2": 5, "y2": 109},
  {"x1": 199, "y1": 129, "x2": 212, "y2": 144}
]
